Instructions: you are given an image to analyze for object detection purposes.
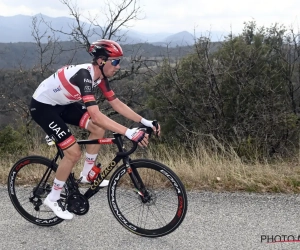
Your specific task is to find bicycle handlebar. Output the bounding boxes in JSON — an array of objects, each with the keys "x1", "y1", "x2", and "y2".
[{"x1": 116, "y1": 120, "x2": 159, "y2": 157}]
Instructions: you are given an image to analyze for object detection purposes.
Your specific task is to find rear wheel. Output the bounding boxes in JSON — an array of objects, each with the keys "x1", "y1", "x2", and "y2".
[
  {"x1": 7, "y1": 156, "x2": 65, "y2": 226},
  {"x1": 107, "y1": 159, "x2": 188, "y2": 237}
]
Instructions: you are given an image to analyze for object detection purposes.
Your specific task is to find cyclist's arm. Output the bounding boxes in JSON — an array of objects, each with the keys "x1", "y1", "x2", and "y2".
[
  {"x1": 97, "y1": 78, "x2": 153, "y2": 140},
  {"x1": 87, "y1": 105, "x2": 127, "y2": 135},
  {"x1": 98, "y1": 78, "x2": 117, "y2": 101},
  {"x1": 110, "y1": 97, "x2": 160, "y2": 135},
  {"x1": 98, "y1": 78, "x2": 142, "y2": 123},
  {"x1": 70, "y1": 69, "x2": 127, "y2": 135},
  {"x1": 109, "y1": 98, "x2": 142, "y2": 123},
  {"x1": 69, "y1": 68, "x2": 97, "y2": 107}
]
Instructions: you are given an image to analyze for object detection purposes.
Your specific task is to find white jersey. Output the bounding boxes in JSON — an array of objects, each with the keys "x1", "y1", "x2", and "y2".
[{"x1": 33, "y1": 63, "x2": 116, "y2": 106}]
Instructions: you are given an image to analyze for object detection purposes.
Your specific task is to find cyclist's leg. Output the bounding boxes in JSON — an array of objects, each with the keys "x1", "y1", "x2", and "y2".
[
  {"x1": 81, "y1": 121, "x2": 105, "y2": 172},
  {"x1": 30, "y1": 99, "x2": 82, "y2": 176},
  {"x1": 62, "y1": 102, "x2": 105, "y2": 153},
  {"x1": 85, "y1": 120, "x2": 105, "y2": 153},
  {"x1": 62, "y1": 102, "x2": 108, "y2": 185},
  {"x1": 83, "y1": 121, "x2": 109, "y2": 186},
  {"x1": 30, "y1": 98, "x2": 81, "y2": 219}
]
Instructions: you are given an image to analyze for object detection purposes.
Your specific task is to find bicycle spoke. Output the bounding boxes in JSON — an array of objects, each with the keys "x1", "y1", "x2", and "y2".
[
  {"x1": 148, "y1": 201, "x2": 169, "y2": 228},
  {"x1": 148, "y1": 204, "x2": 168, "y2": 226},
  {"x1": 8, "y1": 156, "x2": 64, "y2": 226},
  {"x1": 108, "y1": 160, "x2": 187, "y2": 237},
  {"x1": 118, "y1": 201, "x2": 143, "y2": 214},
  {"x1": 138, "y1": 203, "x2": 147, "y2": 228}
]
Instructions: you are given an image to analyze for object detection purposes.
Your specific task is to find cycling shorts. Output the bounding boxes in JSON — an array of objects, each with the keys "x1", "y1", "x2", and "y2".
[{"x1": 30, "y1": 98, "x2": 90, "y2": 149}]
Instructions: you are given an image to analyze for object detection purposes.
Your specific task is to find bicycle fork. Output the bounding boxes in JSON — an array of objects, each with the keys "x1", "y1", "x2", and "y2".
[{"x1": 125, "y1": 159, "x2": 151, "y2": 203}]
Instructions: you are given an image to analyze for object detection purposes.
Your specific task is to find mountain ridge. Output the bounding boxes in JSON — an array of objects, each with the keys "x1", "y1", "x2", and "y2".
[{"x1": 0, "y1": 14, "x2": 225, "y2": 45}]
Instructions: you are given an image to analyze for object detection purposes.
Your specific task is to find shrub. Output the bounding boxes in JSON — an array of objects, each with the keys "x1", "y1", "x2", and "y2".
[{"x1": 0, "y1": 125, "x2": 28, "y2": 155}]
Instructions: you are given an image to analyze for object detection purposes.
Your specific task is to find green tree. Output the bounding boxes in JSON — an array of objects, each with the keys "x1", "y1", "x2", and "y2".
[{"x1": 147, "y1": 21, "x2": 300, "y2": 159}]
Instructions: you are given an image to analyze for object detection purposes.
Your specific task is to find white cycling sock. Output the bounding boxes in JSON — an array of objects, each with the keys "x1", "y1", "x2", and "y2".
[
  {"x1": 82, "y1": 153, "x2": 98, "y2": 176},
  {"x1": 49, "y1": 178, "x2": 65, "y2": 202}
]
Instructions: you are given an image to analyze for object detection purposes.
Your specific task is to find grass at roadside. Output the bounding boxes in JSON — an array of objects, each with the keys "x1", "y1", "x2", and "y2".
[{"x1": 1, "y1": 140, "x2": 300, "y2": 193}]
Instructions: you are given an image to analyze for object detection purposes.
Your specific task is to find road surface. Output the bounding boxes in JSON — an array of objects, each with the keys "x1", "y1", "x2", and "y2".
[{"x1": 1, "y1": 186, "x2": 300, "y2": 250}]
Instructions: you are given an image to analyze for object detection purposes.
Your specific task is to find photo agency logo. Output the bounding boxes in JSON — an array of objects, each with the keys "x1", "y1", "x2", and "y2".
[{"x1": 261, "y1": 235, "x2": 300, "y2": 244}]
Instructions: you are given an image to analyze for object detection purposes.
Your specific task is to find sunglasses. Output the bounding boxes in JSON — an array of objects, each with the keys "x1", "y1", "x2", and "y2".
[{"x1": 109, "y1": 59, "x2": 121, "y2": 66}]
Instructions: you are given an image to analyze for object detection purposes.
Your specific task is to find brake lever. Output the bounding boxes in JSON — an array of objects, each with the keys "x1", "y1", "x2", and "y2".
[
  {"x1": 138, "y1": 120, "x2": 159, "y2": 138},
  {"x1": 152, "y1": 120, "x2": 159, "y2": 137}
]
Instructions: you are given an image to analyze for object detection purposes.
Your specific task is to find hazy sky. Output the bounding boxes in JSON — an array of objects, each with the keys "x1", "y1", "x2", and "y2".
[{"x1": 0, "y1": 0, "x2": 299, "y2": 34}]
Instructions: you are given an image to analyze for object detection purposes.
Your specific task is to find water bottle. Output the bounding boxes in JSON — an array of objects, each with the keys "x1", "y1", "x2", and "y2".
[{"x1": 87, "y1": 163, "x2": 101, "y2": 182}]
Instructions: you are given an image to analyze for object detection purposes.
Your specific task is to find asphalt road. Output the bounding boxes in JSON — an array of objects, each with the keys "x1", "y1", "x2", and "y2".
[{"x1": 1, "y1": 186, "x2": 300, "y2": 250}]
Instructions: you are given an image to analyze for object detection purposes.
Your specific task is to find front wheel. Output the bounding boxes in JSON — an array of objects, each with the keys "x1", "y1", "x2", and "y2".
[{"x1": 107, "y1": 159, "x2": 188, "y2": 237}]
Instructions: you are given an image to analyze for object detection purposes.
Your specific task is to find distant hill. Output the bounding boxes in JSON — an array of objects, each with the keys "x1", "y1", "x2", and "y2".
[
  {"x1": 162, "y1": 31, "x2": 195, "y2": 47},
  {"x1": 0, "y1": 14, "x2": 76, "y2": 42},
  {"x1": 0, "y1": 41, "x2": 201, "y2": 70},
  {"x1": 0, "y1": 14, "x2": 226, "y2": 46}
]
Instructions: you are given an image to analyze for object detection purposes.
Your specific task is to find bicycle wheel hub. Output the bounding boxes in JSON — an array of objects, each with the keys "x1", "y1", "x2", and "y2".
[{"x1": 142, "y1": 189, "x2": 157, "y2": 206}]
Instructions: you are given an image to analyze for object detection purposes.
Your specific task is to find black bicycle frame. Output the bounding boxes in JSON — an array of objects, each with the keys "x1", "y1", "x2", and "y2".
[{"x1": 50, "y1": 132, "x2": 144, "y2": 200}]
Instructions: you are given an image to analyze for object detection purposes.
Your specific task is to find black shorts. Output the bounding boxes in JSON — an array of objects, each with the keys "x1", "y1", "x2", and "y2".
[{"x1": 30, "y1": 98, "x2": 90, "y2": 149}]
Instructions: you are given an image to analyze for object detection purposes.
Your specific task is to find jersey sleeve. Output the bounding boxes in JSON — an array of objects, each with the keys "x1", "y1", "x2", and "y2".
[
  {"x1": 98, "y1": 78, "x2": 116, "y2": 101},
  {"x1": 69, "y1": 69, "x2": 97, "y2": 107}
]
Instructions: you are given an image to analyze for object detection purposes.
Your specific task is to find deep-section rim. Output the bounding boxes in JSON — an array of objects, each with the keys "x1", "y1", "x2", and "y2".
[
  {"x1": 107, "y1": 158, "x2": 188, "y2": 237},
  {"x1": 7, "y1": 155, "x2": 64, "y2": 226}
]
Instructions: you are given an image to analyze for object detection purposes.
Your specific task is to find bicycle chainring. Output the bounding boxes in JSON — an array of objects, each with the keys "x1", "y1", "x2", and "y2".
[{"x1": 66, "y1": 192, "x2": 89, "y2": 215}]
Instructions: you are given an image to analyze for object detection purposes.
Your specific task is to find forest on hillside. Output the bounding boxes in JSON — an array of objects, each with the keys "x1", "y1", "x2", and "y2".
[
  {"x1": 0, "y1": 42, "x2": 203, "y2": 70},
  {"x1": 1, "y1": 0, "x2": 300, "y2": 161}
]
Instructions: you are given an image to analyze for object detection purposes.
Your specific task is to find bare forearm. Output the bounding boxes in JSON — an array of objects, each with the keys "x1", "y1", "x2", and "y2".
[
  {"x1": 91, "y1": 111, "x2": 127, "y2": 135},
  {"x1": 110, "y1": 98, "x2": 142, "y2": 123}
]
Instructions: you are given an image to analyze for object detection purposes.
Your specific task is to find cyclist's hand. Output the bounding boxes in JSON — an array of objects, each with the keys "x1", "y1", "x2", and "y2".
[
  {"x1": 125, "y1": 128, "x2": 149, "y2": 147},
  {"x1": 141, "y1": 118, "x2": 161, "y2": 136}
]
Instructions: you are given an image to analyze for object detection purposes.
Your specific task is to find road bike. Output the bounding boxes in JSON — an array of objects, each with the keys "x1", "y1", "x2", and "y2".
[{"x1": 7, "y1": 125, "x2": 188, "y2": 237}]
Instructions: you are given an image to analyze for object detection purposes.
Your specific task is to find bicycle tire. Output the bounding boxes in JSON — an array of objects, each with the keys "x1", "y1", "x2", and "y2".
[
  {"x1": 107, "y1": 159, "x2": 188, "y2": 237},
  {"x1": 7, "y1": 155, "x2": 64, "y2": 226}
]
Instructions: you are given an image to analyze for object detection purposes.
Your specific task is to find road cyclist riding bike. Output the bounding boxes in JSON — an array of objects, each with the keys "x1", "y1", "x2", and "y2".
[
  {"x1": 29, "y1": 39, "x2": 161, "y2": 220},
  {"x1": 8, "y1": 123, "x2": 187, "y2": 237}
]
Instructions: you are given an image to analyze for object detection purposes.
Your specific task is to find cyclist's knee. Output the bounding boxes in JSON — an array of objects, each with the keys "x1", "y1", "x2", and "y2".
[
  {"x1": 87, "y1": 120, "x2": 105, "y2": 137},
  {"x1": 63, "y1": 143, "x2": 81, "y2": 163}
]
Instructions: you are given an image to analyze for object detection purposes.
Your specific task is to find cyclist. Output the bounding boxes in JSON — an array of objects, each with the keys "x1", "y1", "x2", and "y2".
[{"x1": 29, "y1": 39, "x2": 160, "y2": 220}]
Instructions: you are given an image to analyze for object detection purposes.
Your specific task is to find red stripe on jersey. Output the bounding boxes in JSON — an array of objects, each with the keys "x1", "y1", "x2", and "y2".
[
  {"x1": 58, "y1": 68, "x2": 81, "y2": 100},
  {"x1": 97, "y1": 78, "x2": 116, "y2": 101},
  {"x1": 57, "y1": 135, "x2": 76, "y2": 149},
  {"x1": 79, "y1": 112, "x2": 90, "y2": 128},
  {"x1": 64, "y1": 93, "x2": 79, "y2": 101},
  {"x1": 82, "y1": 95, "x2": 96, "y2": 103}
]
